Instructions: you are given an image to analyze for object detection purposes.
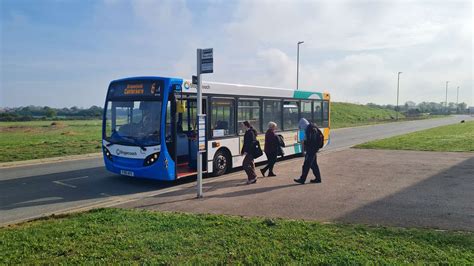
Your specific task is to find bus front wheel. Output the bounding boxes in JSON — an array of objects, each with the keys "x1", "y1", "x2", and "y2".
[{"x1": 212, "y1": 149, "x2": 231, "y2": 176}]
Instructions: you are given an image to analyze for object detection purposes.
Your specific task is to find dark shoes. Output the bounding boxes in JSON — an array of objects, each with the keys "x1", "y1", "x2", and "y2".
[
  {"x1": 261, "y1": 169, "x2": 276, "y2": 177},
  {"x1": 246, "y1": 178, "x2": 257, "y2": 185},
  {"x1": 310, "y1": 179, "x2": 322, "y2": 184},
  {"x1": 294, "y1": 178, "x2": 305, "y2": 184}
]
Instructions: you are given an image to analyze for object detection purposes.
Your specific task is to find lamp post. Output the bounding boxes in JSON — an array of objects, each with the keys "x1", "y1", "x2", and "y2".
[
  {"x1": 456, "y1": 86, "x2": 460, "y2": 113},
  {"x1": 445, "y1": 81, "x2": 449, "y2": 114},
  {"x1": 296, "y1": 41, "x2": 304, "y2": 90},
  {"x1": 396, "y1": 72, "x2": 402, "y2": 120}
]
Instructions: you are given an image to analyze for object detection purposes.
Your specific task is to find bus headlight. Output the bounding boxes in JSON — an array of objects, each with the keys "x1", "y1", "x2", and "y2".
[
  {"x1": 103, "y1": 147, "x2": 113, "y2": 161},
  {"x1": 144, "y1": 152, "x2": 160, "y2": 166}
]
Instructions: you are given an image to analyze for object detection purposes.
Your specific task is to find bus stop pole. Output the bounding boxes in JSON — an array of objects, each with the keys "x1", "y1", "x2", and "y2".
[{"x1": 197, "y1": 49, "x2": 203, "y2": 198}]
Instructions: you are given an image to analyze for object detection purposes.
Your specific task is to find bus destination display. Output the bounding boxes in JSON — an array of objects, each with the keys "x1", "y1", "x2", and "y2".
[{"x1": 109, "y1": 80, "x2": 163, "y2": 98}]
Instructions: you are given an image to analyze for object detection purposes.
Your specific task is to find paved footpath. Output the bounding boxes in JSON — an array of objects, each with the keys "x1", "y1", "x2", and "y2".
[{"x1": 119, "y1": 149, "x2": 474, "y2": 231}]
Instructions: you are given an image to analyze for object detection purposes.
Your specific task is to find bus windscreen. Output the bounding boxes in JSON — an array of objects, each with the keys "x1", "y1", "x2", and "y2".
[{"x1": 104, "y1": 100, "x2": 162, "y2": 147}]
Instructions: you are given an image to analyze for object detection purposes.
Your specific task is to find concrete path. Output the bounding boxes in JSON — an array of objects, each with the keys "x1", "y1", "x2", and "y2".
[{"x1": 119, "y1": 149, "x2": 474, "y2": 231}]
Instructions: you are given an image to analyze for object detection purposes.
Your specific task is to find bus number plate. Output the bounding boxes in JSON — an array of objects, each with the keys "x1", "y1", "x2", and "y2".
[{"x1": 120, "y1": 170, "x2": 135, "y2": 177}]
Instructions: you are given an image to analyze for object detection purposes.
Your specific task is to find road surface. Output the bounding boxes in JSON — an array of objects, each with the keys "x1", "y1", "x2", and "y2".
[{"x1": 1, "y1": 115, "x2": 471, "y2": 226}]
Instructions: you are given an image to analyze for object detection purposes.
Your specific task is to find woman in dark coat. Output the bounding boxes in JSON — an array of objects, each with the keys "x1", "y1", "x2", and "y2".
[
  {"x1": 241, "y1": 121, "x2": 258, "y2": 184},
  {"x1": 261, "y1": 122, "x2": 279, "y2": 177}
]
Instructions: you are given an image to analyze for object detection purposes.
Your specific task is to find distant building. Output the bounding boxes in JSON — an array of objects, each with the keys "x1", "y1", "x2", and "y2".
[{"x1": 469, "y1": 107, "x2": 474, "y2": 116}]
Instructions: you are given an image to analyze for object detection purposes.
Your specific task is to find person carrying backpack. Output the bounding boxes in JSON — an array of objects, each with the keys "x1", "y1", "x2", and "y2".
[{"x1": 294, "y1": 118, "x2": 323, "y2": 184}]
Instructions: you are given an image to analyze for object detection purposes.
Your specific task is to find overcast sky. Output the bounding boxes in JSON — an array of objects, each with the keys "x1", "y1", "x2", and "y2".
[{"x1": 1, "y1": 0, "x2": 472, "y2": 108}]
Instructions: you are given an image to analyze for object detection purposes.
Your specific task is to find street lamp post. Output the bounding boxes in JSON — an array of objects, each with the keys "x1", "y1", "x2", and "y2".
[
  {"x1": 456, "y1": 86, "x2": 460, "y2": 113},
  {"x1": 445, "y1": 81, "x2": 449, "y2": 114},
  {"x1": 296, "y1": 41, "x2": 304, "y2": 90},
  {"x1": 396, "y1": 72, "x2": 402, "y2": 120}
]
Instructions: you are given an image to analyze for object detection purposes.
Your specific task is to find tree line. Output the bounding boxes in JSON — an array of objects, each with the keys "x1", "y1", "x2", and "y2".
[
  {"x1": 366, "y1": 101, "x2": 469, "y2": 116},
  {"x1": 0, "y1": 106, "x2": 103, "y2": 121},
  {"x1": 0, "y1": 101, "x2": 470, "y2": 122}
]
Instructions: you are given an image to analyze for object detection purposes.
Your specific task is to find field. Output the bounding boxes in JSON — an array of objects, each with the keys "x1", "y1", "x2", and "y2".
[
  {"x1": 330, "y1": 102, "x2": 404, "y2": 128},
  {"x1": 0, "y1": 208, "x2": 472, "y2": 264},
  {"x1": 355, "y1": 121, "x2": 474, "y2": 152},
  {"x1": 0, "y1": 120, "x2": 102, "y2": 163}
]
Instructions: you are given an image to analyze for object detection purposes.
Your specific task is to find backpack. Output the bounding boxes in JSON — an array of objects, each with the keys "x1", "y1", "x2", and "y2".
[
  {"x1": 306, "y1": 124, "x2": 324, "y2": 151},
  {"x1": 316, "y1": 128, "x2": 325, "y2": 149}
]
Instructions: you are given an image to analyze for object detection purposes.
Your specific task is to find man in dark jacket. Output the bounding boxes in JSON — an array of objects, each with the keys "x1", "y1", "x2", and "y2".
[
  {"x1": 241, "y1": 121, "x2": 258, "y2": 184},
  {"x1": 261, "y1": 121, "x2": 279, "y2": 177},
  {"x1": 294, "y1": 118, "x2": 322, "y2": 184}
]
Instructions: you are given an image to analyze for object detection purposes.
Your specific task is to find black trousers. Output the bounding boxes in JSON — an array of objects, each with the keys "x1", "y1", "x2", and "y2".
[
  {"x1": 300, "y1": 151, "x2": 321, "y2": 181},
  {"x1": 262, "y1": 152, "x2": 277, "y2": 174}
]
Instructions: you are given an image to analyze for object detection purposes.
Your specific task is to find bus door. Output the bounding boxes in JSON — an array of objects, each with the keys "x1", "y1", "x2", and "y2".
[{"x1": 174, "y1": 97, "x2": 207, "y2": 178}]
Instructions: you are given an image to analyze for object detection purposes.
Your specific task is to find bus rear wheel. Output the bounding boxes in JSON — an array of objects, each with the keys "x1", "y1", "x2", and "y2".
[{"x1": 212, "y1": 150, "x2": 230, "y2": 176}]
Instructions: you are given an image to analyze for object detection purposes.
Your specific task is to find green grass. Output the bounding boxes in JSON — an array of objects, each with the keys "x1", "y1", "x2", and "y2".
[
  {"x1": 0, "y1": 120, "x2": 102, "y2": 162},
  {"x1": 0, "y1": 209, "x2": 472, "y2": 264},
  {"x1": 355, "y1": 121, "x2": 474, "y2": 152},
  {"x1": 331, "y1": 102, "x2": 405, "y2": 129}
]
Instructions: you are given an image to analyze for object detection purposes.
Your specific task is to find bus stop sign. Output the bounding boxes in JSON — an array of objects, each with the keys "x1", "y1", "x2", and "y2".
[{"x1": 200, "y1": 48, "x2": 213, "y2": 74}]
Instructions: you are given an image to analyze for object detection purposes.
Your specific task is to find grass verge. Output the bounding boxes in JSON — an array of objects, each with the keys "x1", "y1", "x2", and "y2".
[
  {"x1": 331, "y1": 102, "x2": 404, "y2": 129},
  {"x1": 0, "y1": 208, "x2": 472, "y2": 264},
  {"x1": 0, "y1": 120, "x2": 102, "y2": 163},
  {"x1": 355, "y1": 121, "x2": 474, "y2": 152}
]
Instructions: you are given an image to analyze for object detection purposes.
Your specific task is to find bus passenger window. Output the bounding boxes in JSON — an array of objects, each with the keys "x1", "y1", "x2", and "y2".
[
  {"x1": 283, "y1": 100, "x2": 299, "y2": 130},
  {"x1": 322, "y1": 101, "x2": 329, "y2": 127},
  {"x1": 301, "y1": 101, "x2": 312, "y2": 122},
  {"x1": 263, "y1": 100, "x2": 282, "y2": 131},
  {"x1": 211, "y1": 98, "x2": 235, "y2": 138},
  {"x1": 238, "y1": 100, "x2": 261, "y2": 134},
  {"x1": 313, "y1": 100, "x2": 323, "y2": 126}
]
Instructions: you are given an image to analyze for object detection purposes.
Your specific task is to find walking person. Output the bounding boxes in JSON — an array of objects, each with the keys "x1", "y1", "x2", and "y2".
[
  {"x1": 241, "y1": 121, "x2": 258, "y2": 184},
  {"x1": 294, "y1": 118, "x2": 323, "y2": 184},
  {"x1": 261, "y1": 122, "x2": 279, "y2": 177}
]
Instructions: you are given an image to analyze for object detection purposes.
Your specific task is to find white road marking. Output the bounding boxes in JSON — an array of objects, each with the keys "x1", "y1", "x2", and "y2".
[
  {"x1": 13, "y1": 197, "x2": 63, "y2": 205},
  {"x1": 52, "y1": 176, "x2": 89, "y2": 188}
]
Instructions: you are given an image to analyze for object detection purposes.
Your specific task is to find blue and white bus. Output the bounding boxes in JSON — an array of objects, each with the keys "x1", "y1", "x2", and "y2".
[{"x1": 102, "y1": 76, "x2": 330, "y2": 181}]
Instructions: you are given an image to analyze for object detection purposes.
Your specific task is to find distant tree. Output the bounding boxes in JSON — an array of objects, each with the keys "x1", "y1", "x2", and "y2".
[
  {"x1": 44, "y1": 107, "x2": 57, "y2": 118},
  {"x1": 458, "y1": 102, "x2": 467, "y2": 113}
]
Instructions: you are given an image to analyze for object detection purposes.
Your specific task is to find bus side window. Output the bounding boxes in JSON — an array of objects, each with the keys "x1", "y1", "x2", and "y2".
[
  {"x1": 166, "y1": 101, "x2": 172, "y2": 141},
  {"x1": 211, "y1": 98, "x2": 235, "y2": 138},
  {"x1": 322, "y1": 100, "x2": 329, "y2": 127},
  {"x1": 313, "y1": 100, "x2": 323, "y2": 126},
  {"x1": 283, "y1": 100, "x2": 299, "y2": 130},
  {"x1": 301, "y1": 101, "x2": 312, "y2": 122},
  {"x1": 263, "y1": 100, "x2": 282, "y2": 131},
  {"x1": 238, "y1": 99, "x2": 261, "y2": 134}
]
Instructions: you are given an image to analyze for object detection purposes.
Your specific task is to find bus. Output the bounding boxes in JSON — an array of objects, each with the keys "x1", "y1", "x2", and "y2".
[{"x1": 102, "y1": 76, "x2": 330, "y2": 181}]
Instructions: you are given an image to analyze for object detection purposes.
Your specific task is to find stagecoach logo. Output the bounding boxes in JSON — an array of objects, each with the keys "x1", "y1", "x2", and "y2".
[
  {"x1": 184, "y1": 81, "x2": 192, "y2": 90},
  {"x1": 183, "y1": 81, "x2": 210, "y2": 90},
  {"x1": 116, "y1": 149, "x2": 137, "y2": 156}
]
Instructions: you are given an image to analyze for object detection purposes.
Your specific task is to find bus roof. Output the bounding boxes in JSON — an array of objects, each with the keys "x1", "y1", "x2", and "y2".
[{"x1": 110, "y1": 76, "x2": 330, "y2": 100}]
